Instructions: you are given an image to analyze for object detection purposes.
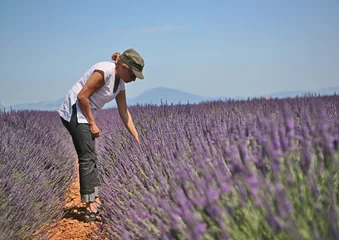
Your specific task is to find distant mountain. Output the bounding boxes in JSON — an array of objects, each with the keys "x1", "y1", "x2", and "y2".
[
  {"x1": 130, "y1": 87, "x2": 215, "y2": 105},
  {"x1": 4, "y1": 86, "x2": 339, "y2": 111},
  {"x1": 103, "y1": 87, "x2": 216, "y2": 109},
  {"x1": 269, "y1": 87, "x2": 339, "y2": 98},
  {"x1": 7, "y1": 98, "x2": 65, "y2": 111}
]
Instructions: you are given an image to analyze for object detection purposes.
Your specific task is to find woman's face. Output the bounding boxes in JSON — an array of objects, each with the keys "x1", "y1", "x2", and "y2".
[{"x1": 121, "y1": 64, "x2": 136, "y2": 83}]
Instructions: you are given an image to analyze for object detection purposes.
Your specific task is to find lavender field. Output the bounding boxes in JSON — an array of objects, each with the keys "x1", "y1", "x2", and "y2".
[
  {"x1": 0, "y1": 110, "x2": 75, "y2": 239},
  {"x1": 1, "y1": 95, "x2": 339, "y2": 240},
  {"x1": 95, "y1": 95, "x2": 339, "y2": 240}
]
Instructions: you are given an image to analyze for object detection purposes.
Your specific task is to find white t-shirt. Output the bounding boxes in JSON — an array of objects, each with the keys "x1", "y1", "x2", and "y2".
[{"x1": 58, "y1": 61, "x2": 125, "y2": 123}]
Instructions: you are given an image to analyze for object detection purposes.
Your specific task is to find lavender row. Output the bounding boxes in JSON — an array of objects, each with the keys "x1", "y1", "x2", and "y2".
[
  {"x1": 95, "y1": 95, "x2": 339, "y2": 240},
  {"x1": 0, "y1": 110, "x2": 75, "y2": 240}
]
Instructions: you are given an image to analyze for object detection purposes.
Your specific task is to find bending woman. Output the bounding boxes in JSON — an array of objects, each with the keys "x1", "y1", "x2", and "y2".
[{"x1": 58, "y1": 48, "x2": 145, "y2": 222}]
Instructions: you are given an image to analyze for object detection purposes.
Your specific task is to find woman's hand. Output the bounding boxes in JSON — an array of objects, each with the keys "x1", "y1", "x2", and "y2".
[
  {"x1": 89, "y1": 123, "x2": 101, "y2": 138},
  {"x1": 135, "y1": 135, "x2": 140, "y2": 145}
]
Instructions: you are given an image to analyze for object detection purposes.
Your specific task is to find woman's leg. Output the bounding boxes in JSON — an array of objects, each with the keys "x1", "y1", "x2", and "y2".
[{"x1": 64, "y1": 105, "x2": 100, "y2": 213}]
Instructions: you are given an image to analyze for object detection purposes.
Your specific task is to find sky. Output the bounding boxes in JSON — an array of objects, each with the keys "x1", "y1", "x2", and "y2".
[{"x1": 0, "y1": 0, "x2": 338, "y2": 106}]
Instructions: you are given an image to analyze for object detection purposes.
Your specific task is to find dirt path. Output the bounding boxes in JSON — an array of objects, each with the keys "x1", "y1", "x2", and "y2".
[{"x1": 35, "y1": 165, "x2": 103, "y2": 240}]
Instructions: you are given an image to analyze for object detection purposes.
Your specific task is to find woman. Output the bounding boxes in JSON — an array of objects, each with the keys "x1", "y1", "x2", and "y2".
[{"x1": 58, "y1": 48, "x2": 144, "y2": 222}]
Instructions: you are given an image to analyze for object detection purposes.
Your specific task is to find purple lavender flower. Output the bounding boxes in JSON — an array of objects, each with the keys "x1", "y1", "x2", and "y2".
[
  {"x1": 196, "y1": 223, "x2": 207, "y2": 234},
  {"x1": 206, "y1": 188, "x2": 219, "y2": 202},
  {"x1": 266, "y1": 215, "x2": 282, "y2": 233},
  {"x1": 300, "y1": 148, "x2": 312, "y2": 174},
  {"x1": 274, "y1": 184, "x2": 293, "y2": 218}
]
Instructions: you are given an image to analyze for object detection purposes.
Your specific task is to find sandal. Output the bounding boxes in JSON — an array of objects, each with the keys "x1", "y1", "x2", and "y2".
[{"x1": 85, "y1": 210, "x2": 101, "y2": 223}]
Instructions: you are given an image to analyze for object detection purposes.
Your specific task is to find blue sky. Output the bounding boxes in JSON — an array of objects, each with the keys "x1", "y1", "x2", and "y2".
[{"x1": 0, "y1": 0, "x2": 338, "y2": 106}]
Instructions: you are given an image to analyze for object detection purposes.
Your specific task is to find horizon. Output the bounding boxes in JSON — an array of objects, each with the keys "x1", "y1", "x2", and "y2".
[
  {"x1": 1, "y1": 85, "x2": 338, "y2": 109},
  {"x1": 1, "y1": 0, "x2": 339, "y2": 106}
]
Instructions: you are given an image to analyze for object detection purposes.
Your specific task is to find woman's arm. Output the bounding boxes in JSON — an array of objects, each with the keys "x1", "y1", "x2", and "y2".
[
  {"x1": 77, "y1": 70, "x2": 105, "y2": 138},
  {"x1": 115, "y1": 89, "x2": 140, "y2": 144}
]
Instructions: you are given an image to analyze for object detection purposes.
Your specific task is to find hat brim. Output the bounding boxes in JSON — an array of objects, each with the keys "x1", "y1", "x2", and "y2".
[{"x1": 132, "y1": 69, "x2": 144, "y2": 79}]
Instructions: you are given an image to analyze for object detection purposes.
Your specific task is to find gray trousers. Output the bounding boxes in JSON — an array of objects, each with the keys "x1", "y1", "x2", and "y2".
[{"x1": 61, "y1": 104, "x2": 99, "y2": 202}]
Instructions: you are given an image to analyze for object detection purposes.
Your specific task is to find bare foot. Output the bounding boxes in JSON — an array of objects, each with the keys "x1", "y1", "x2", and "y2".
[{"x1": 85, "y1": 198, "x2": 101, "y2": 213}]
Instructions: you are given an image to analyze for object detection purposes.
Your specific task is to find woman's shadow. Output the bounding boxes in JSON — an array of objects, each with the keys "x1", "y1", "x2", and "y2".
[{"x1": 62, "y1": 206, "x2": 88, "y2": 222}]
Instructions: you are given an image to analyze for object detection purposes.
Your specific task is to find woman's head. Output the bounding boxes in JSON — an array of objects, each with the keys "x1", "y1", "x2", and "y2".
[{"x1": 113, "y1": 48, "x2": 145, "y2": 83}]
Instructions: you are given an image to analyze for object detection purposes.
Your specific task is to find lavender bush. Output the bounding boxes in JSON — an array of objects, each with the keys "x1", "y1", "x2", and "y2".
[
  {"x1": 96, "y1": 95, "x2": 339, "y2": 240},
  {"x1": 0, "y1": 110, "x2": 75, "y2": 239}
]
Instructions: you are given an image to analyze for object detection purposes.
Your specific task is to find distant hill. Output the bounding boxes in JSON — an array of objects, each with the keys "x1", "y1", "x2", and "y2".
[
  {"x1": 132, "y1": 87, "x2": 211, "y2": 104},
  {"x1": 114, "y1": 87, "x2": 216, "y2": 107},
  {"x1": 3, "y1": 86, "x2": 339, "y2": 111},
  {"x1": 6, "y1": 98, "x2": 65, "y2": 111},
  {"x1": 269, "y1": 87, "x2": 339, "y2": 98}
]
